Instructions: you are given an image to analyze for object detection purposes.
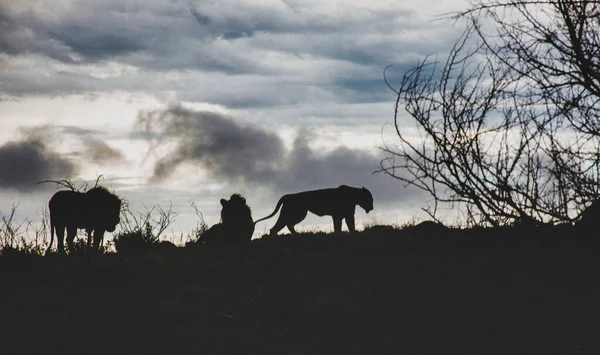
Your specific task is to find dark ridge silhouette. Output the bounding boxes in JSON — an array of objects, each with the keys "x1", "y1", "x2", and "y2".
[
  {"x1": 47, "y1": 186, "x2": 121, "y2": 254},
  {"x1": 156, "y1": 240, "x2": 177, "y2": 249},
  {"x1": 197, "y1": 193, "x2": 254, "y2": 245},
  {"x1": 254, "y1": 185, "x2": 373, "y2": 236},
  {"x1": 405, "y1": 220, "x2": 450, "y2": 235},
  {"x1": 576, "y1": 200, "x2": 600, "y2": 235},
  {"x1": 3, "y1": 224, "x2": 600, "y2": 354}
]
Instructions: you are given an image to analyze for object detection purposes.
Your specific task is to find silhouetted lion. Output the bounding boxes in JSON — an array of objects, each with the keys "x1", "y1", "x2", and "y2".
[
  {"x1": 46, "y1": 187, "x2": 122, "y2": 254},
  {"x1": 199, "y1": 194, "x2": 254, "y2": 244},
  {"x1": 255, "y1": 185, "x2": 374, "y2": 236}
]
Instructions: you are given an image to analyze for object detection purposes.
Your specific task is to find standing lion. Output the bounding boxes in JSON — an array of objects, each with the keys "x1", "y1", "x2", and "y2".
[
  {"x1": 47, "y1": 187, "x2": 121, "y2": 254},
  {"x1": 254, "y1": 185, "x2": 373, "y2": 236}
]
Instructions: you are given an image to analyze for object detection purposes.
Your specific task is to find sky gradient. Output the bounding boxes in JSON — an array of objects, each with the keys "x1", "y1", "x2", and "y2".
[{"x1": 0, "y1": 0, "x2": 467, "y2": 239}]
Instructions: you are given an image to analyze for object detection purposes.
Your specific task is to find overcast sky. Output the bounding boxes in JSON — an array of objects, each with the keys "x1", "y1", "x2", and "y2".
[{"x1": 0, "y1": 0, "x2": 468, "y2": 240}]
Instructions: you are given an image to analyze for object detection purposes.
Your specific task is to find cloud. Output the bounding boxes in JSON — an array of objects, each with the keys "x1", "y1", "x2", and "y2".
[
  {"x1": 82, "y1": 137, "x2": 124, "y2": 163},
  {"x1": 58, "y1": 125, "x2": 125, "y2": 164},
  {"x1": 134, "y1": 105, "x2": 418, "y2": 204},
  {"x1": 0, "y1": 124, "x2": 124, "y2": 192},
  {"x1": 58, "y1": 126, "x2": 103, "y2": 135},
  {"x1": 0, "y1": 1, "x2": 148, "y2": 63},
  {"x1": 0, "y1": 0, "x2": 461, "y2": 104},
  {"x1": 135, "y1": 105, "x2": 284, "y2": 182},
  {"x1": 275, "y1": 133, "x2": 379, "y2": 191},
  {"x1": 0, "y1": 131, "x2": 77, "y2": 191}
]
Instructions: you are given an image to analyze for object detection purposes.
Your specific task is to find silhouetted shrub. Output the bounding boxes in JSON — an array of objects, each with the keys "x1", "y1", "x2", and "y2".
[
  {"x1": 115, "y1": 201, "x2": 177, "y2": 254},
  {"x1": 1, "y1": 203, "x2": 48, "y2": 256},
  {"x1": 113, "y1": 223, "x2": 158, "y2": 254},
  {"x1": 185, "y1": 202, "x2": 209, "y2": 245},
  {"x1": 0, "y1": 245, "x2": 43, "y2": 257}
]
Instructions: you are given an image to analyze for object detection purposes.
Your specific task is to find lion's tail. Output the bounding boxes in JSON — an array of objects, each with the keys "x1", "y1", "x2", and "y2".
[{"x1": 254, "y1": 197, "x2": 285, "y2": 225}]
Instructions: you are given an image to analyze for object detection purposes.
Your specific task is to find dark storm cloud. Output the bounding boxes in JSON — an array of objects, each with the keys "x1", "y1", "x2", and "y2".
[
  {"x1": 82, "y1": 137, "x2": 124, "y2": 163},
  {"x1": 135, "y1": 105, "x2": 284, "y2": 182},
  {"x1": 0, "y1": 1, "x2": 427, "y2": 68},
  {"x1": 188, "y1": 3, "x2": 337, "y2": 41},
  {"x1": 48, "y1": 26, "x2": 145, "y2": 60},
  {"x1": 57, "y1": 125, "x2": 124, "y2": 164},
  {"x1": 0, "y1": 125, "x2": 124, "y2": 191},
  {"x1": 58, "y1": 126, "x2": 102, "y2": 136},
  {"x1": 189, "y1": 9, "x2": 212, "y2": 26},
  {"x1": 331, "y1": 76, "x2": 395, "y2": 104},
  {"x1": 0, "y1": 1, "x2": 462, "y2": 109},
  {"x1": 134, "y1": 105, "x2": 418, "y2": 203},
  {"x1": 0, "y1": 2, "x2": 148, "y2": 63},
  {"x1": 0, "y1": 8, "x2": 73, "y2": 63},
  {"x1": 273, "y1": 132, "x2": 382, "y2": 192},
  {"x1": 0, "y1": 133, "x2": 76, "y2": 192},
  {"x1": 0, "y1": 1, "x2": 259, "y2": 67}
]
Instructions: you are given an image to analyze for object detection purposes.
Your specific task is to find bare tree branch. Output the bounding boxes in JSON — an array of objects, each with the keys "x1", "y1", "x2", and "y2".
[{"x1": 380, "y1": 1, "x2": 600, "y2": 225}]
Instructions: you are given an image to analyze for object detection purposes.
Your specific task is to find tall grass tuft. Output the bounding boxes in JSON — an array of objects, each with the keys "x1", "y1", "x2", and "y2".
[
  {"x1": 0, "y1": 203, "x2": 48, "y2": 256},
  {"x1": 113, "y1": 201, "x2": 177, "y2": 254}
]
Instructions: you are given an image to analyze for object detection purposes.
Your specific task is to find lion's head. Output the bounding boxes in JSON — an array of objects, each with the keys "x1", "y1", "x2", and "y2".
[
  {"x1": 359, "y1": 186, "x2": 374, "y2": 213},
  {"x1": 85, "y1": 186, "x2": 122, "y2": 232},
  {"x1": 199, "y1": 193, "x2": 254, "y2": 244},
  {"x1": 220, "y1": 193, "x2": 253, "y2": 226}
]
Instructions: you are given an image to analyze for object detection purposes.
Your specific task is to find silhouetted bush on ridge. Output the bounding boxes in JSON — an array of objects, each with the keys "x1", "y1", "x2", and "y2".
[{"x1": 113, "y1": 222, "x2": 159, "y2": 254}]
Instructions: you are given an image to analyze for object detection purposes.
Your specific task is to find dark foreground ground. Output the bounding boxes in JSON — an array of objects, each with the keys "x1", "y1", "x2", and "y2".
[{"x1": 1, "y1": 225, "x2": 599, "y2": 354}]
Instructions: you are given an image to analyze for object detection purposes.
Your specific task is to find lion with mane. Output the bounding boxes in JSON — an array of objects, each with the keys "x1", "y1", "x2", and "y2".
[
  {"x1": 47, "y1": 186, "x2": 121, "y2": 254},
  {"x1": 198, "y1": 194, "x2": 254, "y2": 244}
]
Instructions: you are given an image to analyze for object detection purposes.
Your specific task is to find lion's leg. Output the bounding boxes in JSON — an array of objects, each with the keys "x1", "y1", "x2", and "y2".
[
  {"x1": 287, "y1": 224, "x2": 299, "y2": 235},
  {"x1": 93, "y1": 230, "x2": 105, "y2": 250},
  {"x1": 286, "y1": 209, "x2": 307, "y2": 235},
  {"x1": 271, "y1": 208, "x2": 307, "y2": 236},
  {"x1": 66, "y1": 226, "x2": 77, "y2": 252},
  {"x1": 56, "y1": 226, "x2": 66, "y2": 254},
  {"x1": 86, "y1": 228, "x2": 93, "y2": 248},
  {"x1": 332, "y1": 217, "x2": 343, "y2": 233},
  {"x1": 345, "y1": 214, "x2": 356, "y2": 233},
  {"x1": 269, "y1": 218, "x2": 286, "y2": 236},
  {"x1": 270, "y1": 207, "x2": 290, "y2": 236}
]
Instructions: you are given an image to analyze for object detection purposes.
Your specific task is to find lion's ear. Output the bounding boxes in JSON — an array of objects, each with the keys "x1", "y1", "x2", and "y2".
[{"x1": 220, "y1": 199, "x2": 228, "y2": 207}]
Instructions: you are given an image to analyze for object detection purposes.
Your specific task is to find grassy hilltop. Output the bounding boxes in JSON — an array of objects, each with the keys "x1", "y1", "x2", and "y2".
[{"x1": 1, "y1": 225, "x2": 599, "y2": 354}]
